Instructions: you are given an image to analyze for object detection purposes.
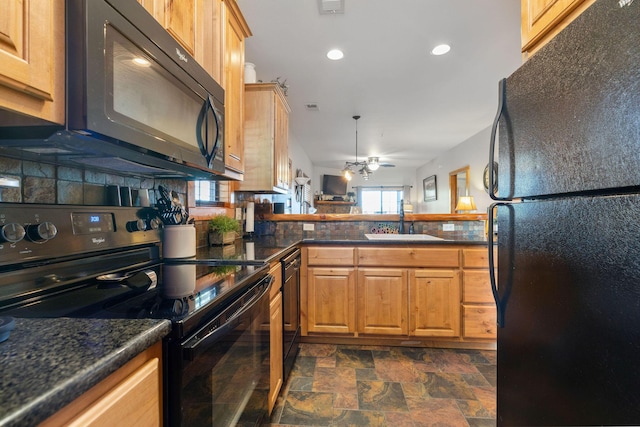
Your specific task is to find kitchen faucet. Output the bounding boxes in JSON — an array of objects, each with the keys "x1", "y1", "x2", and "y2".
[{"x1": 399, "y1": 199, "x2": 405, "y2": 234}]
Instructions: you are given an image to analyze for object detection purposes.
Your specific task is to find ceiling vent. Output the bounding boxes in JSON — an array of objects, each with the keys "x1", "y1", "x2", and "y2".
[
  {"x1": 305, "y1": 103, "x2": 320, "y2": 111},
  {"x1": 318, "y1": 0, "x2": 344, "y2": 15}
]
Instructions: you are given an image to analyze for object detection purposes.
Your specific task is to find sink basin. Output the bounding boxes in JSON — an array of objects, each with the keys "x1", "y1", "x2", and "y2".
[{"x1": 364, "y1": 233, "x2": 444, "y2": 241}]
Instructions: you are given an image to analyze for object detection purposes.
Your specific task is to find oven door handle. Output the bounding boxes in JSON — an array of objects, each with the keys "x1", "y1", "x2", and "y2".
[{"x1": 182, "y1": 276, "x2": 273, "y2": 361}]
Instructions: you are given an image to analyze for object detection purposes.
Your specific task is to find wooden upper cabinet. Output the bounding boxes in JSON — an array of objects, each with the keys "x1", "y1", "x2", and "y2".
[
  {"x1": 0, "y1": 0, "x2": 64, "y2": 125},
  {"x1": 521, "y1": 0, "x2": 595, "y2": 57},
  {"x1": 138, "y1": 0, "x2": 197, "y2": 55},
  {"x1": 222, "y1": 0, "x2": 251, "y2": 175},
  {"x1": 240, "y1": 83, "x2": 291, "y2": 193},
  {"x1": 138, "y1": 0, "x2": 219, "y2": 77}
]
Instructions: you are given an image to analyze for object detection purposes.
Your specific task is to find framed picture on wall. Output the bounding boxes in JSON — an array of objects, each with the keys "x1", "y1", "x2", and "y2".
[{"x1": 423, "y1": 175, "x2": 437, "y2": 202}]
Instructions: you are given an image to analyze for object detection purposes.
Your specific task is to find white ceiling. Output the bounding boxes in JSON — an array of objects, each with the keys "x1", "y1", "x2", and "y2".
[{"x1": 237, "y1": 0, "x2": 523, "y2": 173}]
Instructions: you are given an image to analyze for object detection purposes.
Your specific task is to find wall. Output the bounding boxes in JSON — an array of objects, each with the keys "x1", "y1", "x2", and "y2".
[
  {"x1": 415, "y1": 126, "x2": 493, "y2": 214},
  {"x1": 313, "y1": 166, "x2": 418, "y2": 203}
]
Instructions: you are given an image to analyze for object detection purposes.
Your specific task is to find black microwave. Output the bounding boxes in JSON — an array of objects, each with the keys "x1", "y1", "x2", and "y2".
[{"x1": 0, "y1": 0, "x2": 226, "y2": 179}]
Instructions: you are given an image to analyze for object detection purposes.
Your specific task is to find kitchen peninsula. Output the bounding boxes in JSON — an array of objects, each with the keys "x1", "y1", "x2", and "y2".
[{"x1": 193, "y1": 211, "x2": 495, "y2": 351}]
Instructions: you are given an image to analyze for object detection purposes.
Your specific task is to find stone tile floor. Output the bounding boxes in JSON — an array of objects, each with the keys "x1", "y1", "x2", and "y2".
[{"x1": 268, "y1": 343, "x2": 496, "y2": 427}]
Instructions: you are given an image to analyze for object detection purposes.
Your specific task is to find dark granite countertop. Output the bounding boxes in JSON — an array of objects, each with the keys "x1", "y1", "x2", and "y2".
[
  {"x1": 0, "y1": 318, "x2": 171, "y2": 427},
  {"x1": 197, "y1": 235, "x2": 487, "y2": 264}
]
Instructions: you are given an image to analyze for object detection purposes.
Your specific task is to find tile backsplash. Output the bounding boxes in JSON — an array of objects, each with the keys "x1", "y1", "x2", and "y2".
[
  {"x1": 256, "y1": 219, "x2": 487, "y2": 241},
  {"x1": 0, "y1": 156, "x2": 187, "y2": 206}
]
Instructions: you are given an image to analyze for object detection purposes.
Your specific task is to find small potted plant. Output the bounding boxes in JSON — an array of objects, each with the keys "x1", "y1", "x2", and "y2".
[{"x1": 208, "y1": 215, "x2": 240, "y2": 246}]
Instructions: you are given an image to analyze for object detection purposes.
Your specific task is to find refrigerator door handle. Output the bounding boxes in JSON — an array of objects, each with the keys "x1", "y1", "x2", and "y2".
[
  {"x1": 488, "y1": 202, "x2": 507, "y2": 328},
  {"x1": 489, "y1": 78, "x2": 509, "y2": 202}
]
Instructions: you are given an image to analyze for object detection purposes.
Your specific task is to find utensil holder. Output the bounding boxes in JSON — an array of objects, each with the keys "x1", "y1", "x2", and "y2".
[{"x1": 162, "y1": 224, "x2": 196, "y2": 258}]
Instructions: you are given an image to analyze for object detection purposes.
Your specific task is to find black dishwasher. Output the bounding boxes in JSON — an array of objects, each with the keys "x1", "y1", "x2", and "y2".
[{"x1": 281, "y1": 249, "x2": 301, "y2": 381}]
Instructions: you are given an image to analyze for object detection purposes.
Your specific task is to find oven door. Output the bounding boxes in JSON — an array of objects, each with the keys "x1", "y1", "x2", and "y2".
[
  {"x1": 171, "y1": 276, "x2": 272, "y2": 427},
  {"x1": 67, "y1": 0, "x2": 225, "y2": 173}
]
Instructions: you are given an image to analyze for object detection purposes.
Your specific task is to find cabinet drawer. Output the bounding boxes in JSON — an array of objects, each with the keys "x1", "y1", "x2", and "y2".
[
  {"x1": 462, "y1": 304, "x2": 497, "y2": 339},
  {"x1": 463, "y1": 270, "x2": 494, "y2": 303},
  {"x1": 358, "y1": 247, "x2": 459, "y2": 268},
  {"x1": 462, "y1": 248, "x2": 491, "y2": 268},
  {"x1": 307, "y1": 246, "x2": 355, "y2": 266}
]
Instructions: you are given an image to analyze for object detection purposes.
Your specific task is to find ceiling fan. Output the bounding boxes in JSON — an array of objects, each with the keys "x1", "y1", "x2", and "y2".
[{"x1": 342, "y1": 115, "x2": 395, "y2": 181}]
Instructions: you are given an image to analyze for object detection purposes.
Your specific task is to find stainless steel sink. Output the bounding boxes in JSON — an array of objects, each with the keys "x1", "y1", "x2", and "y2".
[{"x1": 364, "y1": 233, "x2": 444, "y2": 241}]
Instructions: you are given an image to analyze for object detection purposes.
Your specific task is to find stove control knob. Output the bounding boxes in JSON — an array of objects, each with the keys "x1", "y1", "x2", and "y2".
[
  {"x1": 0, "y1": 223, "x2": 26, "y2": 243},
  {"x1": 147, "y1": 218, "x2": 161, "y2": 230},
  {"x1": 26, "y1": 222, "x2": 58, "y2": 242},
  {"x1": 126, "y1": 219, "x2": 147, "y2": 232}
]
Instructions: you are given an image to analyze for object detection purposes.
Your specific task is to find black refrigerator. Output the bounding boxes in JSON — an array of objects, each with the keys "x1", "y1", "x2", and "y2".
[{"x1": 487, "y1": 0, "x2": 640, "y2": 425}]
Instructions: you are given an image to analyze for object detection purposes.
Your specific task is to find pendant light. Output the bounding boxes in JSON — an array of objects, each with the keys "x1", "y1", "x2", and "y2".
[{"x1": 343, "y1": 115, "x2": 380, "y2": 181}]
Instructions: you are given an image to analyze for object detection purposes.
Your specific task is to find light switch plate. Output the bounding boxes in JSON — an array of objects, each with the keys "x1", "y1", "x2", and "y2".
[
  {"x1": 303, "y1": 223, "x2": 315, "y2": 231},
  {"x1": 443, "y1": 224, "x2": 455, "y2": 231}
]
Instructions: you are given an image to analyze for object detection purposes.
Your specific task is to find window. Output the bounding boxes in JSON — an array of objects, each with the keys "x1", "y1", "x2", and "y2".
[
  {"x1": 358, "y1": 187, "x2": 404, "y2": 214},
  {"x1": 195, "y1": 180, "x2": 219, "y2": 205}
]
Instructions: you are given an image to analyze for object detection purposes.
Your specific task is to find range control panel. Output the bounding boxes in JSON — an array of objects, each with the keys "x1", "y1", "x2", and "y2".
[{"x1": 0, "y1": 204, "x2": 161, "y2": 266}]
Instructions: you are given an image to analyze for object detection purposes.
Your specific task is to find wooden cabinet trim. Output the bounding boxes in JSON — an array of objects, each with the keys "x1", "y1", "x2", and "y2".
[{"x1": 222, "y1": 0, "x2": 252, "y2": 38}]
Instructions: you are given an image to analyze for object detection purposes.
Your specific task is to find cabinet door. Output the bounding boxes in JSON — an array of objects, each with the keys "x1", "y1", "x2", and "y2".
[
  {"x1": 138, "y1": 0, "x2": 197, "y2": 55},
  {"x1": 357, "y1": 268, "x2": 408, "y2": 336},
  {"x1": 269, "y1": 291, "x2": 283, "y2": 413},
  {"x1": 462, "y1": 304, "x2": 497, "y2": 339},
  {"x1": 521, "y1": 0, "x2": 594, "y2": 55},
  {"x1": 274, "y1": 95, "x2": 289, "y2": 190},
  {"x1": 222, "y1": 0, "x2": 248, "y2": 174},
  {"x1": 307, "y1": 267, "x2": 356, "y2": 334},
  {"x1": 409, "y1": 269, "x2": 460, "y2": 338},
  {"x1": 0, "y1": 0, "x2": 64, "y2": 124}
]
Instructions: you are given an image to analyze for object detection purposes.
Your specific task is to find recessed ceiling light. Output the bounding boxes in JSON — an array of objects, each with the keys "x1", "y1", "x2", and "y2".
[
  {"x1": 431, "y1": 44, "x2": 451, "y2": 56},
  {"x1": 327, "y1": 49, "x2": 344, "y2": 60}
]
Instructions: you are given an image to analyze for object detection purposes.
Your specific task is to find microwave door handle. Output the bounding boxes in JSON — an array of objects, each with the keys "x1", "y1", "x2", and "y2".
[
  {"x1": 208, "y1": 94, "x2": 222, "y2": 162},
  {"x1": 196, "y1": 98, "x2": 212, "y2": 167},
  {"x1": 196, "y1": 96, "x2": 216, "y2": 168}
]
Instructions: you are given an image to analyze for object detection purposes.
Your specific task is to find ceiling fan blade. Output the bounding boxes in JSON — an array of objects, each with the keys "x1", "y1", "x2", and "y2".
[{"x1": 379, "y1": 163, "x2": 395, "y2": 167}]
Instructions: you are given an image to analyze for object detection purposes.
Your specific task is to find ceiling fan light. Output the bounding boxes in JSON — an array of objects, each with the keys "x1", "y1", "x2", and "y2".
[
  {"x1": 343, "y1": 167, "x2": 353, "y2": 181},
  {"x1": 367, "y1": 157, "x2": 380, "y2": 171}
]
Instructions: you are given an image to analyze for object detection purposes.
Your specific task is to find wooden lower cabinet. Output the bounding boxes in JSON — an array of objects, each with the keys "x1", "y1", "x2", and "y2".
[
  {"x1": 269, "y1": 291, "x2": 283, "y2": 413},
  {"x1": 306, "y1": 267, "x2": 356, "y2": 334},
  {"x1": 41, "y1": 342, "x2": 163, "y2": 427},
  {"x1": 357, "y1": 268, "x2": 408, "y2": 335},
  {"x1": 462, "y1": 248, "x2": 497, "y2": 340},
  {"x1": 409, "y1": 269, "x2": 460, "y2": 338},
  {"x1": 302, "y1": 245, "x2": 495, "y2": 348}
]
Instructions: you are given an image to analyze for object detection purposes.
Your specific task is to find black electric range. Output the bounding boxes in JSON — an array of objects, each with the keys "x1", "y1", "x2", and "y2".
[
  {"x1": 0, "y1": 203, "x2": 269, "y2": 339},
  {"x1": 0, "y1": 203, "x2": 274, "y2": 426}
]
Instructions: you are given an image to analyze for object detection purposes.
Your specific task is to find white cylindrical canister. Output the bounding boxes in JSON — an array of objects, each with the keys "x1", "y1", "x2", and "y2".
[
  {"x1": 244, "y1": 62, "x2": 257, "y2": 83},
  {"x1": 162, "y1": 224, "x2": 196, "y2": 258}
]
